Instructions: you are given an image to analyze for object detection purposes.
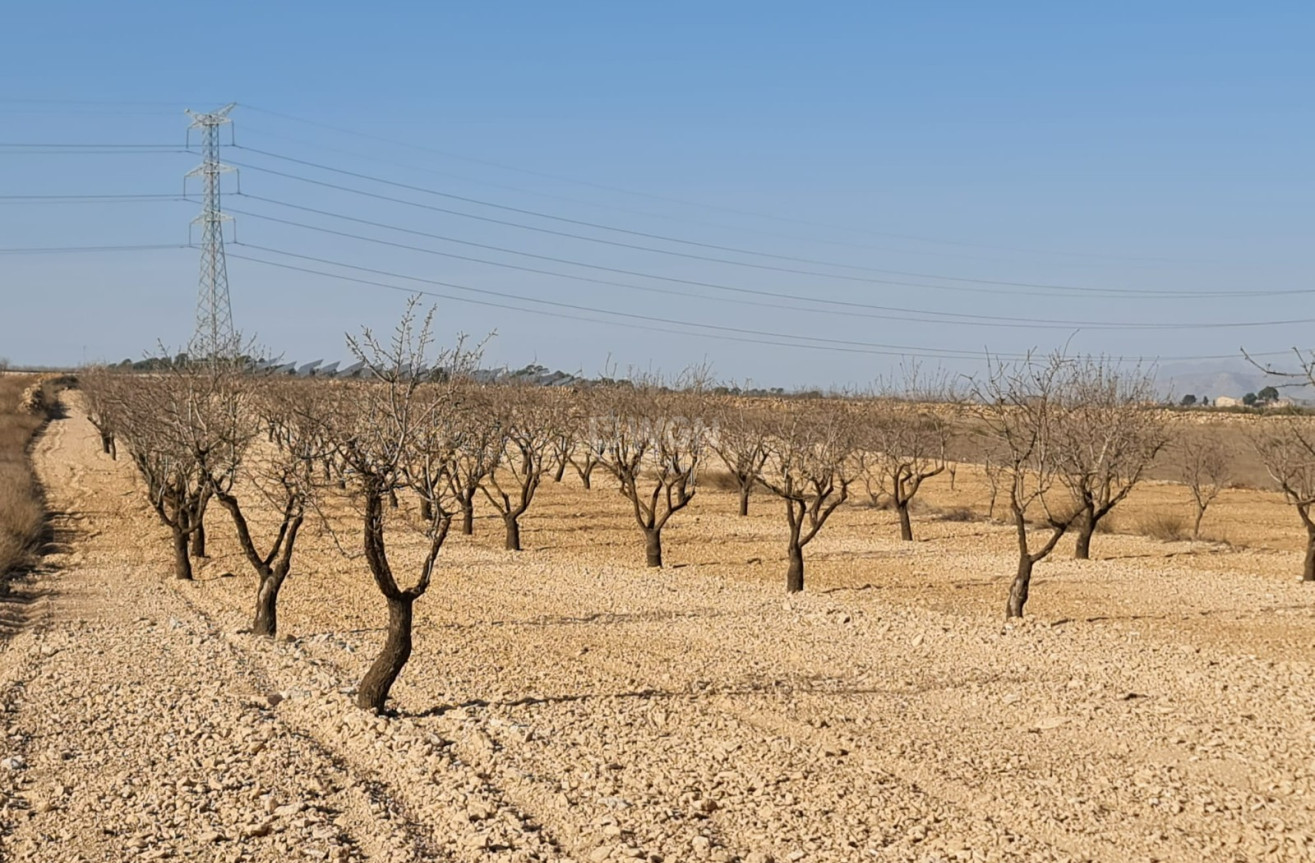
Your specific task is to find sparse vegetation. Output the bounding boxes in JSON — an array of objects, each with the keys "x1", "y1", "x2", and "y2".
[{"x1": 0, "y1": 375, "x2": 54, "y2": 582}]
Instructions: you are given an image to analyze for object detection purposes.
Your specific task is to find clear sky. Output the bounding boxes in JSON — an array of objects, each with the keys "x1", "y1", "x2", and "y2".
[{"x1": 1, "y1": 1, "x2": 1312, "y2": 389}]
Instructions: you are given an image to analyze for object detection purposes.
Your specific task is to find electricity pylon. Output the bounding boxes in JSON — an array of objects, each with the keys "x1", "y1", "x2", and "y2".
[{"x1": 185, "y1": 103, "x2": 237, "y2": 363}]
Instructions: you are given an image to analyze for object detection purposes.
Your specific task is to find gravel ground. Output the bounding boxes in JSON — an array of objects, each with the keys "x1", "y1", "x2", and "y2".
[{"x1": 1, "y1": 399, "x2": 1313, "y2": 862}]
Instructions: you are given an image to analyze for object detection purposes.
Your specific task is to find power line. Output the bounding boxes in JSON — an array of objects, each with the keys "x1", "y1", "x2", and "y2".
[
  {"x1": 226, "y1": 243, "x2": 1288, "y2": 365},
  {"x1": 0, "y1": 244, "x2": 192, "y2": 254},
  {"x1": 233, "y1": 146, "x2": 1245, "y2": 299},
  {"x1": 225, "y1": 199, "x2": 1315, "y2": 332},
  {"x1": 226, "y1": 243, "x2": 1024, "y2": 360},
  {"x1": 0, "y1": 142, "x2": 184, "y2": 148},
  {"x1": 241, "y1": 103, "x2": 1202, "y2": 266},
  {"x1": 0, "y1": 194, "x2": 188, "y2": 204}
]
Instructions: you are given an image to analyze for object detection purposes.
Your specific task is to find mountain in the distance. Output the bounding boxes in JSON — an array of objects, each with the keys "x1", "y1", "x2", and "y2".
[{"x1": 1155, "y1": 356, "x2": 1315, "y2": 402}]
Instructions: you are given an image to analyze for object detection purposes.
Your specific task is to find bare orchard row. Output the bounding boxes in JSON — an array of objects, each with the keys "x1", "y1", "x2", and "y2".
[{"x1": 77, "y1": 316, "x2": 1315, "y2": 714}]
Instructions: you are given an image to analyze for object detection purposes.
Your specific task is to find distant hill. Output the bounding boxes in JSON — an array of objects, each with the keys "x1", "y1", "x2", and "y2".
[{"x1": 1156, "y1": 358, "x2": 1315, "y2": 404}]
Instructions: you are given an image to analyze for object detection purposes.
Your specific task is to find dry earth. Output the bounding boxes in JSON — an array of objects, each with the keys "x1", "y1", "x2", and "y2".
[{"x1": 1, "y1": 396, "x2": 1313, "y2": 862}]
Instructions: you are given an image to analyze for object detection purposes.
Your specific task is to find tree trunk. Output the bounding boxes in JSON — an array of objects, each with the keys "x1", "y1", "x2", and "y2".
[
  {"x1": 644, "y1": 528, "x2": 662, "y2": 568},
  {"x1": 897, "y1": 501, "x2": 913, "y2": 541},
  {"x1": 172, "y1": 528, "x2": 193, "y2": 581},
  {"x1": 738, "y1": 483, "x2": 751, "y2": 517},
  {"x1": 1193, "y1": 506, "x2": 1205, "y2": 541},
  {"x1": 785, "y1": 541, "x2": 804, "y2": 593},
  {"x1": 461, "y1": 500, "x2": 475, "y2": 535},
  {"x1": 1006, "y1": 554, "x2": 1033, "y2": 618},
  {"x1": 1074, "y1": 509, "x2": 1095, "y2": 560},
  {"x1": 355, "y1": 595, "x2": 414, "y2": 713},
  {"x1": 419, "y1": 497, "x2": 434, "y2": 523},
  {"x1": 581, "y1": 464, "x2": 594, "y2": 490},
  {"x1": 504, "y1": 515, "x2": 521, "y2": 551},
  {"x1": 191, "y1": 517, "x2": 207, "y2": 559},
  {"x1": 388, "y1": 488, "x2": 399, "y2": 509},
  {"x1": 1304, "y1": 528, "x2": 1315, "y2": 582},
  {"x1": 252, "y1": 574, "x2": 281, "y2": 637},
  {"x1": 553, "y1": 458, "x2": 567, "y2": 483}
]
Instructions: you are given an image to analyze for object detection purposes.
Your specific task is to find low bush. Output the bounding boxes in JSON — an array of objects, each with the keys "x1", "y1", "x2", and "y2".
[
  {"x1": 0, "y1": 375, "x2": 55, "y2": 580},
  {"x1": 1136, "y1": 511, "x2": 1189, "y2": 542}
]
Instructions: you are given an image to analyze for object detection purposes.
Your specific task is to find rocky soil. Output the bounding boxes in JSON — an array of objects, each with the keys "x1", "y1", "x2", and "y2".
[{"x1": 1, "y1": 400, "x2": 1313, "y2": 862}]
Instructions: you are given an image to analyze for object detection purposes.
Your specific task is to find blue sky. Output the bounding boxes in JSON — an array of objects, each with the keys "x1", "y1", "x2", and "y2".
[{"x1": 1, "y1": 2, "x2": 1312, "y2": 389}]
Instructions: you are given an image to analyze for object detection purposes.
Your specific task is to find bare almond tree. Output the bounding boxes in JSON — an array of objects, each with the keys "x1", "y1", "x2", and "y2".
[
  {"x1": 80, "y1": 365, "x2": 120, "y2": 458},
  {"x1": 479, "y1": 383, "x2": 560, "y2": 551},
  {"x1": 858, "y1": 400, "x2": 950, "y2": 541},
  {"x1": 1253, "y1": 416, "x2": 1315, "y2": 582},
  {"x1": 709, "y1": 398, "x2": 770, "y2": 517},
  {"x1": 444, "y1": 384, "x2": 501, "y2": 535},
  {"x1": 114, "y1": 360, "x2": 245, "y2": 580},
  {"x1": 212, "y1": 379, "x2": 328, "y2": 637},
  {"x1": 332, "y1": 301, "x2": 478, "y2": 712},
  {"x1": 596, "y1": 379, "x2": 706, "y2": 567},
  {"x1": 1053, "y1": 358, "x2": 1168, "y2": 559},
  {"x1": 1177, "y1": 426, "x2": 1231, "y2": 540},
  {"x1": 972, "y1": 352, "x2": 1084, "y2": 618},
  {"x1": 567, "y1": 394, "x2": 607, "y2": 490},
  {"x1": 757, "y1": 399, "x2": 859, "y2": 592}
]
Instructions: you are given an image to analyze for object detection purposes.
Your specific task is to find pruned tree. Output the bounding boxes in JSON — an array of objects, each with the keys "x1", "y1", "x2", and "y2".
[
  {"x1": 80, "y1": 365, "x2": 120, "y2": 458},
  {"x1": 757, "y1": 398, "x2": 859, "y2": 592},
  {"x1": 566, "y1": 392, "x2": 607, "y2": 490},
  {"x1": 972, "y1": 352, "x2": 1084, "y2": 618},
  {"x1": 1052, "y1": 358, "x2": 1168, "y2": 559},
  {"x1": 479, "y1": 384, "x2": 560, "y2": 551},
  {"x1": 709, "y1": 397, "x2": 770, "y2": 517},
  {"x1": 212, "y1": 379, "x2": 328, "y2": 637},
  {"x1": 114, "y1": 359, "x2": 246, "y2": 580},
  {"x1": 444, "y1": 384, "x2": 501, "y2": 535},
  {"x1": 596, "y1": 377, "x2": 706, "y2": 567},
  {"x1": 1177, "y1": 426, "x2": 1231, "y2": 540},
  {"x1": 858, "y1": 400, "x2": 951, "y2": 541},
  {"x1": 332, "y1": 300, "x2": 479, "y2": 712},
  {"x1": 1253, "y1": 416, "x2": 1315, "y2": 582}
]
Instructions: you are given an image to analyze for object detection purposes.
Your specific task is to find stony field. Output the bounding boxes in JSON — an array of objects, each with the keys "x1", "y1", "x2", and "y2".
[{"x1": 1, "y1": 396, "x2": 1313, "y2": 862}]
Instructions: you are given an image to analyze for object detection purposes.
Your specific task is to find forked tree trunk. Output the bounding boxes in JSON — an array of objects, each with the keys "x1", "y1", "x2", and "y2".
[
  {"x1": 644, "y1": 527, "x2": 662, "y2": 568},
  {"x1": 786, "y1": 541, "x2": 804, "y2": 593},
  {"x1": 738, "y1": 482, "x2": 751, "y2": 517},
  {"x1": 356, "y1": 595, "x2": 414, "y2": 713},
  {"x1": 1192, "y1": 505, "x2": 1206, "y2": 541},
  {"x1": 172, "y1": 528, "x2": 193, "y2": 581},
  {"x1": 897, "y1": 501, "x2": 913, "y2": 541},
  {"x1": 553, "y1": 458, "x2": 567, "y2": 483},
  {"x1": 252, "y1": 574, "x2": 282, "y2": 637},
  {"x1": 504, "y1": 515, "x2": 521, "y2": 551},
  {"x1": 1006, "y1": 554, "x2": 1033, "y2": 618}
]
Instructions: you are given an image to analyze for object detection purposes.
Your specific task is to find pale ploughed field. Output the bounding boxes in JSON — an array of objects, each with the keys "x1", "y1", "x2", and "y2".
[{"x1": 1, "y1": 395, "x2": 1313, "y2": 862}]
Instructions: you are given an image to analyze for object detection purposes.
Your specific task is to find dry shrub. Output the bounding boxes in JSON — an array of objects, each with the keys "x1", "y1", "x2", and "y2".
[
  {"x1": 1135, "y1": 510, "x2": 1188, "y2": 542},
  {"x1": 698, "y1": 468, "x2": 743, "y2": 492},
  {"x1": 0, "y1": 375, "x2": 51, "y2": 578},
  {"x1": 930, "y1": 505, "x2": 976, "y2": 522}
]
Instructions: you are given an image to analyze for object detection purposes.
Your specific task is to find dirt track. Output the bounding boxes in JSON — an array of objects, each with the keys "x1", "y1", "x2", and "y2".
[{"x1": 1, "y1": 399, "x2": 1314, "y2": 862}]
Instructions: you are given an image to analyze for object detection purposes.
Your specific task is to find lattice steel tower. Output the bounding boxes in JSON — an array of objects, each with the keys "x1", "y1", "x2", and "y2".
[{"x1": 185, "y1": 103, "x2": 238, "y2": 361}]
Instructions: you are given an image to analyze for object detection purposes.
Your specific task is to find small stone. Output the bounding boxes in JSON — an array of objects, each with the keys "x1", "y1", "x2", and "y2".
[{"x1": 1, "y1": 756, "x2": 27, "y2": 770}]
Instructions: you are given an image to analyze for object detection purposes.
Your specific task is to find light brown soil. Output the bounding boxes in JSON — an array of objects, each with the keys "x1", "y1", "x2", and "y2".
[{"x1": 1, "y1": 397, "x2": 1313, "y2": 862}]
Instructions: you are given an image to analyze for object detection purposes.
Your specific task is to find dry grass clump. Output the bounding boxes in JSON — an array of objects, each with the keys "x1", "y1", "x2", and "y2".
[
  {"x1": 1135, "y1": 510, "x2": 1189, "y2": 542},
  {"x1": 0, "y1": 375, "x2": 55, "y2": 580}
]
